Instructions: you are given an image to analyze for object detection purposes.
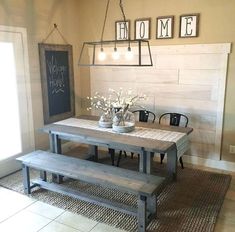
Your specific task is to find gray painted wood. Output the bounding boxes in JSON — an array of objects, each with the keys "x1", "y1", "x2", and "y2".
[
  {"x1": 138, "y1": 195, "x2": 147, "y2": 232},
  {"x1": 88, "y1": 145, "x2": 98, "y2": 162},
  {"x1": 78, "y1": 115, "x2": 193, "y2": 135},
  {"x1": 33, "y1": 179, "x2": 137, "y2": 216},
  {"x1": 40, "y1": 115, "x2": 192, "y2": 180},
  {"x1": 166, "y1": 145, "x2": 178, "y2": 181},
  {"x1": 51, "y1": 133, "x2": 63, "y2": 183},
  {"x1": 18, "y1": 150, "x2": 163, "y2": 231},
  {"x1": 17, "y1": 150, "x2": 165, "y2": 197},
  {"x1": 22, "y1": 164, "x2": 30, "y2": 194},
  {"x1": 41, "y1": 122, "x2": 176, "y2": 154}
]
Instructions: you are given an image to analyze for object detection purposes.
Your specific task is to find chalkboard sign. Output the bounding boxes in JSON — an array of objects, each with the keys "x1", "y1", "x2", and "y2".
[{"x1": 39, "y1": 44, "x2": 75, "y2": 124}]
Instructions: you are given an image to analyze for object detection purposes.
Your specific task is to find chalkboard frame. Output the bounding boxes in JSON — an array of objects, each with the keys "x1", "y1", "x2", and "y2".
[{"x1": 38, "y1": 43, "x2": 75, "y2": 124}]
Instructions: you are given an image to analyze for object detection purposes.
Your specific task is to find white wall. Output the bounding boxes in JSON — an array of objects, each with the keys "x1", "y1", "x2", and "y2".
[{"x1": 90, "y1": 43, "x2": 231, "y2": 161}]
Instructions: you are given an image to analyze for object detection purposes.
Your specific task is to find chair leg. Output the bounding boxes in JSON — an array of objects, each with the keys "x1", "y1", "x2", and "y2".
[
  {"x1": 124, "y1": 151, "x2": 127, "y2": 157},
  {"x1": 131, "y1": 152, "x2": 134, "y2": 159},
  {"x1": 160, "y1": 153, "x2": 165, "y2": 164},
  {"x1": 179, "y1": 157, "x2": 184, "y2": 169},
  {"x1": 116, "y1": 150, "x2": 122, "y2": 167},
  {"x1": 137, "y1": 154, "x2": 140, "y2": 164}
]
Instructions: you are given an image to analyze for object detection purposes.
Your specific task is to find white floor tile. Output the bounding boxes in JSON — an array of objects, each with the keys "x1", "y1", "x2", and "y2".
[
  {"x1": 0, "y1": 187, "x2": 35, "y2": 222},
  {"x1": 39, "y1": 220, "x2": 82, "y2": 232},
  {"x1": 26, "y1": 201, "x2": 64, "y2": 220},
  {"x1": 0, "y1": 210, "x2": 51, "y2": 232},
  {"x1": 55, "y1": 211, "x2": 98, "y2": 232}
]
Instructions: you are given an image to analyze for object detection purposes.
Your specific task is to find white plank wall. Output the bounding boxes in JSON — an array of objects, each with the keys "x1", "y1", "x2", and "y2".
[{"x1": 90, "y1": 43, "x2": 231, "y2": 160}]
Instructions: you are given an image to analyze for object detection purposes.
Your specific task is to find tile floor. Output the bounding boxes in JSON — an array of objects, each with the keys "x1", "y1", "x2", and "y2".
[
  {"x1": 0, "y1": 186, "x2": 125, "y2": 232},
  {"x1": 0, "y1": 164, "x2": 234, "y2": 232}
]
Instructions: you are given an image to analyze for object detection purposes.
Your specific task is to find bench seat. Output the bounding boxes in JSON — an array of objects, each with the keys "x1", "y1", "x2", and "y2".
[{"x1": 17, "y1": 150, "x2": 165, "y2": 232}]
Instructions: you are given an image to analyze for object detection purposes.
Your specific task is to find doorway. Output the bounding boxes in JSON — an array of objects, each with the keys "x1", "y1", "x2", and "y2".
[{"x1": 0, "y1": 26, "x2": 34, "y2": 177}]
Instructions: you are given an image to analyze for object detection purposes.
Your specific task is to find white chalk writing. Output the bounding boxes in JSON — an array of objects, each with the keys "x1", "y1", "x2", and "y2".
[{"x1": 47, "y1": 55, "x2": 67, "y2": 94}]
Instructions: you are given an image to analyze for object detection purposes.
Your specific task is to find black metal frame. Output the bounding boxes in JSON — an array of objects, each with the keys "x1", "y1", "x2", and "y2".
[
  {"x1": 159, "y1": 112, "x2": 189, "y2": 169},
  {"x1": 78, "y1": 39, "x2": 153, "y2": 67},
  {"x1": 132, "y1": 110, "x2": 156, "y2": 123}
]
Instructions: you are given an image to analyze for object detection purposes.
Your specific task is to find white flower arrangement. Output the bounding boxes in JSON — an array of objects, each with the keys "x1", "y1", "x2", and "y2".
[
  {"x1": 109, "y1": 88, "x2": 147, "y2": 110},
  {"x1": 87, "y1": 88, "x2": 147, "y2": 128},
  {"x1": 87, "y1": 92, "x2": 112, "y2": 115}
]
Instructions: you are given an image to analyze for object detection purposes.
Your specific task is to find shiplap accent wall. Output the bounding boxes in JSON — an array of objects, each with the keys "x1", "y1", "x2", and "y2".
[{"x1": 90, "y1": 43, "x2": 231, "y2": 161}]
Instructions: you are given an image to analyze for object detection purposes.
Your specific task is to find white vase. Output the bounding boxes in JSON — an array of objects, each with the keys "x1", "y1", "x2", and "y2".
[{"x1": 99, "y1": 113, "x2": 112, "y2": 128}]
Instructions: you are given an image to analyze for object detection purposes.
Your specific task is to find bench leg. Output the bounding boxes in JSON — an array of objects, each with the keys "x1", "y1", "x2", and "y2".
[
  {"x1": 137, "y1": 195, "x2": 147, "y2": 232},
  {"x1": 147, "y1": 195, "x2": 157, "y2": 219},
  {"x1": 22, "y1": 164, "x2": 31, "y2": 194}
]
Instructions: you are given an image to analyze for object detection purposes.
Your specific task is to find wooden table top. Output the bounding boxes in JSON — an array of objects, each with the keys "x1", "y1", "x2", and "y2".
[
  {"x1": 78, "y1": 115, "x2": 193, "y2": 135},
  {"x1": 41, "y1": 115, "x2": 193, "y2": 154}
]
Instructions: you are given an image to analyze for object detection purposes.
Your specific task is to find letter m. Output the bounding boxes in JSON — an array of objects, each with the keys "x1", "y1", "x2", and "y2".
[{"x1": 159, "y1": 19, "x2": 170, "y2": 38}]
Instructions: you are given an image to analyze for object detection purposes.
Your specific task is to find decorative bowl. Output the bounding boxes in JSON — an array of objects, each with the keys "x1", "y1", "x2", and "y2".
[{"x1": 112, "y1": 122, "x2": 135, "y2": 133}]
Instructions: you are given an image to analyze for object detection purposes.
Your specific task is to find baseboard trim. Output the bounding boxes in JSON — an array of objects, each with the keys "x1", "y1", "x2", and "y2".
[{"x1": 183, "y1": 155, "x2": 235, "y2": 173}]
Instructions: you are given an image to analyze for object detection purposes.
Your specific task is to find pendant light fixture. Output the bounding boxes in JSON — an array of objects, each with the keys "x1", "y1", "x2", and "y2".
[{"x1": 78, "y1": 0, "x2": 153, "y2": 67}]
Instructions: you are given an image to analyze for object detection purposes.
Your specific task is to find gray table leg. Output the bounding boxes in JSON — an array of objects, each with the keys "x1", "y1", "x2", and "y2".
[
  {"x1": 139, "y1": 149, "x2": 147, "y2": 173},
  {"x1": 137, "y1": 195, "x2": 147, "y2": 232},
  {"x1": 40, "y1": 171, "x2": 47, "y2": 181},
  {"x1": 146, "y1": 151, "x2": 153, "y2": 174},
  {"x1": 49, "y1": 132, "x2": 55, "y2": 152},
  {"x1": 167, "y1": 145, "x2": 177, "y2": 181},
  {"x1": 50, "y1": 133, "x2": 63, "y2": 183},
  {"x1": 88, "y1": 145, "x2": 98, "y2": 162},
  {"x1": 139, "y1": 150, "x2": 153, "y2": 174}
]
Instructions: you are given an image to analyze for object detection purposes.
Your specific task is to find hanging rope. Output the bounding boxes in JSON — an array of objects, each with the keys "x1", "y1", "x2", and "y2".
[
  {"x1": 100, "y1": 0, "x2": 111, "y2": 43},
  {"x1": 119, "y1": 0, "x2": 127, "y2": 22},
  {"x1": 100, "y1": 0, "x2": 129, "y2": 42},
  {"x1": 119, "y1": 0, "x2": 130, "y2": 42},
  {"x1": 41, "y1": 23, "x2": 68, "y2": 44}
]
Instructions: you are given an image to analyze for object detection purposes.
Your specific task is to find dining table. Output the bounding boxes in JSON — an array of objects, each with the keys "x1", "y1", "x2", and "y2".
[{"x1": 40, "y1": 115, "x2": 193, "y2": 181}]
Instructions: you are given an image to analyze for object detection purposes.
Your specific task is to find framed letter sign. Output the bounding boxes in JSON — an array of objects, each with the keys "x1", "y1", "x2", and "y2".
[
  {"x1": 115, "y1": 20, "x2": 130, "y2": 40},
  {"x1": 156, "y1": 16, "x2": 174, "y2": 39},
  {"x1": 38, "y1": 43, "x2": 75, "y2": 124},
  {"x1": 135, "y1": 18, "x2": 151, "y2": 39},
  {"x1": 179, "y1": 14, "x2": 199, "y2": 38}
]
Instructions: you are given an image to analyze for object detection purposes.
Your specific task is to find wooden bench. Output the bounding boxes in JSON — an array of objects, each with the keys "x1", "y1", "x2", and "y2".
[{"x1": 17, "y1": 150, "x2": 165, "y2": 232}]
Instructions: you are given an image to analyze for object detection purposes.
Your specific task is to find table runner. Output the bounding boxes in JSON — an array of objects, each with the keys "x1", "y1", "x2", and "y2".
[{"x1": 55, "y1": 118, "x2": 189, "y2": 158}]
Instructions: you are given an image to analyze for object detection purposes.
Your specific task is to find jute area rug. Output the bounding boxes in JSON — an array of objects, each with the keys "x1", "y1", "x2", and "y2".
[{"x1": 0, "y1": 154, "x2": 231, "y2": 232}]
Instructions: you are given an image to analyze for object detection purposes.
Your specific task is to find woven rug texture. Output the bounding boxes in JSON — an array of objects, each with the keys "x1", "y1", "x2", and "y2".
[{"x1": 0, "y1": 155, "x2": 231, "y2": 232}]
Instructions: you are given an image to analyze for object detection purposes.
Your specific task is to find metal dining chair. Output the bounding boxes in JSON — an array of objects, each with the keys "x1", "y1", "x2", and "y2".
[
  {"x1": 116, "y1": 110, "x2": 156, "y2": 167},
  {"x1": 159, "y1": 112, "x2": 189, "y2": 169},
  {"x1": 132, "y1": 110, "x2": 156, "y2": 123}
]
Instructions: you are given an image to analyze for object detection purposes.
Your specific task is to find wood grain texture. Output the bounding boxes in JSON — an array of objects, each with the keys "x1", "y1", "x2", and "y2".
[
  {"x1": 89, "y1": 44, "x2": 231, "y2": 161},
  {"x1": 17, "y1": 150, "x2": 165, "y2": 197}
]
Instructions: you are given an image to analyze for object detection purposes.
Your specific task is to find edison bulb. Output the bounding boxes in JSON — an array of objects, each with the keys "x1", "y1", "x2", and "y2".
[
  {"x1": 98, "y1": 48, "x2": 106, "y2": 61},
  {"x1": 112, "y1": 48, "x2": 120, "y2": 60},
  {"x1": 125, "y1": 47, "x2": 133, "y2": 60}
]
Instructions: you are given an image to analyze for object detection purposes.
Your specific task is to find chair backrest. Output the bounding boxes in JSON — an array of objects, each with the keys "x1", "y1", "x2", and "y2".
[
  {"x1": 132, "y1": 110, "x2": 156, "y2": 123},
  {"x1": 159, "y1": 112, "x2": 188, "y2": 127}
]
